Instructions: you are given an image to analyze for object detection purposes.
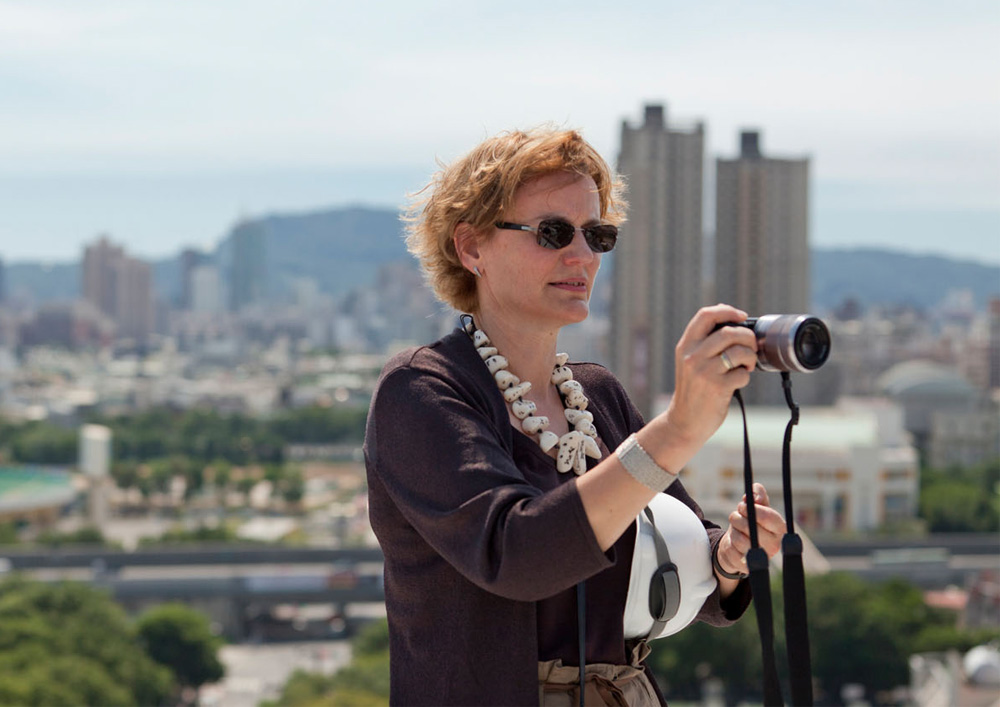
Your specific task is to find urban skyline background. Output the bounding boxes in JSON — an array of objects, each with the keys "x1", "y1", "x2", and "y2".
[{"x1": 1, "y1": 0, "x2": 998, "y2": 265}]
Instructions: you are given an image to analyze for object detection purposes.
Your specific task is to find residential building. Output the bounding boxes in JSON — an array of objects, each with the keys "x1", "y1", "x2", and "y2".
[
  {"x1": 82, "y1": 236, "x2": 124, "y2": 317},
  {"x1": 612, "y1": 103, "x2": 706, "y2": 416},
  {"x1": 81, "y1": 236, "x2": 155, "y2": 344},
  {"x1": 114, "y1": 256, "x2": 154, "y2": 344},
  {"x1": 716, "y1": 130, "x2": 811, "y2": 404},
  {"x1": 715, "y1": 130, "x2": 810, "y2": 315}
]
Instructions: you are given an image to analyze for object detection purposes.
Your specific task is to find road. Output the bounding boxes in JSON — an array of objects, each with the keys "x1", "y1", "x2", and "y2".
[{"x1": 199, "y1": 640, "x2": 353, "y2": 707}]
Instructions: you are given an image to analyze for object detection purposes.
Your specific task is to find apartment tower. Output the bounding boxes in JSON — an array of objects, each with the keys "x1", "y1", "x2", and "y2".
[
  {"x1": 113, "y1": 256, "x2": 154, "y2": 343},
  {"x1": 611, "y1": 104, "x2": 705, "y2": 417},
  {"x1": 715, "y1": 130, "x2": 810, "y2": 315},
  {"x1": 82, "y1": 236, "x2": 124, "y2": 318},
  {"x1": 716, "y1": 130, "x2": 810, "y2": 403},
  {"x1": 82, "y1": 236, "x2": 155, "y2": 344}
]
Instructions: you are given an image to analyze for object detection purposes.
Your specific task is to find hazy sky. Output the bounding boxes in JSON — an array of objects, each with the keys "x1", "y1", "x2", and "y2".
[{"x1": 2, "y1": 0, "x2": 998, "y2": 264}]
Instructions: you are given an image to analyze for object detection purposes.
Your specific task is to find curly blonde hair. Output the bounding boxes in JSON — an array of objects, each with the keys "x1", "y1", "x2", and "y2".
[{"x1": 403, "y1": 127, "x2": 627, "y2": 313}]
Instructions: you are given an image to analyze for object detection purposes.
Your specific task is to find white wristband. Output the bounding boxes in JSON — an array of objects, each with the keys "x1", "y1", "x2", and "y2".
[{"x1": 615, "y1": 433, "x2": 677, "y2": 492}]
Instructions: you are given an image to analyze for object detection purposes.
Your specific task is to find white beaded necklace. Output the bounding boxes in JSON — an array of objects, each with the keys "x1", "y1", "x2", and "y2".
[{"x1": 463, "y1": 317, "x2": 602, "y2": 475}]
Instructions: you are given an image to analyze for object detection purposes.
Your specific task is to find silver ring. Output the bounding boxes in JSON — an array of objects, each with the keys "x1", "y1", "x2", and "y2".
[{"x1": 720, "y1": 351, "x2": 735, "y2": 372}]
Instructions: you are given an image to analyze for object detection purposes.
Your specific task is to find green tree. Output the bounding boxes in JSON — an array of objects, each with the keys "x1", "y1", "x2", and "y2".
[
  {"x1": 140, "y1": 523, "x2": 241, "y2": 546},
  {"x1": 646, "y1": 571, "x2": 999, "y2": 705},
  {"x1": 110, "y1": 459, "x2": 142, "y2": 490},
  {"x1": 267, "y1": 405, "x2": 368, "y2": 445},
  {"x1": 0, "y1": 577, "x2": 172, "y2": 706},
  {"x1": 136, "y1": 603, "x2": 225, "y2": 693},
  {"x1": 805, "y1": 572, "x2": 911, "y2": 703},
  {"x1": 920, "y1": 459, "x2": 1000, "y2": 532},
  {"x1": 35, "y1": 525, "x2": 107, "y2": 547},
  {"x1": 7, "y1": 422, "x2": 78, "y2": 464},
  {"x1": 0, "y1": 522, "x2": 19, "y2": 545},
  {"x1": 647, "y1": 606, "x2": 763, "y2": 702},
  {"x1": 281, "y1": 466, "x2": 306, "y2": 505}
]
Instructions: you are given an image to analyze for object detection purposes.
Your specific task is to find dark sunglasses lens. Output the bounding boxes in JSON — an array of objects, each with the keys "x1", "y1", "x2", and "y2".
[
  {"x1": 584, "y1": 225, "x2": 617, "y2": 253},
  {"x1": 536, "y1": 220, "x2": 576, "y2": 249}
]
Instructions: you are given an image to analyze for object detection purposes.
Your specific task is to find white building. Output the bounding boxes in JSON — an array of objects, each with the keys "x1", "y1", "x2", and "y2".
[
  {"x1": 679, "y1": 398, "x2": 919, "y2": 533},
  {"x1": 79, "y1": 424, "x2": 112, "y2": 527}
]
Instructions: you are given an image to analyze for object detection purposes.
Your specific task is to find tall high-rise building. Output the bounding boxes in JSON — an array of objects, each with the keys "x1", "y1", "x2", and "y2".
[
  {"x1": 716, "y1": 130, "x2": 810, "y2": 404},
  {"x1": 180, "y1": 248, "x2": 203, "y2": 310},
  {"x1": 81, "y1": 236, "x2": 154, "y2": 344},
  {"x1": 611, "y1": 104, "x2": 706, "y2": 416},
  {"x1": 82, "y1": 236, "x2": 124, "y2": 317},
  {"x1": 114, "y1": 256, "x2": 154, "y2": 343},
  {"x1": 715, "y1": 130, "x2": 810, "y2": 317},
  {"x1": 0, "y1": 256, "x2": 6, "y2": 305},
  {"x1": 229, "y1": 221, "x2": 267, "y2": 312}
]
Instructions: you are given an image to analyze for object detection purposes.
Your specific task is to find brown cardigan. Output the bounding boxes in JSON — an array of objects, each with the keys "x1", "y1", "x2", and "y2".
[{"x1": 364, "y1": 328, "x2": 750, "y2": 705}]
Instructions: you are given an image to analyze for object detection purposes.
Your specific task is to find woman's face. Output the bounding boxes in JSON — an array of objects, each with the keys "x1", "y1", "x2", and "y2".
[{"x1": 476, "y1": 171, "x2": 603, "y2": 332}]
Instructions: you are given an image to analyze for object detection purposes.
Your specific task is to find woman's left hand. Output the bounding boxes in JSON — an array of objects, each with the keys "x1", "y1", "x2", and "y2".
[{"x1": 716, "y1": 483, "x2": 785, "y2": 578}]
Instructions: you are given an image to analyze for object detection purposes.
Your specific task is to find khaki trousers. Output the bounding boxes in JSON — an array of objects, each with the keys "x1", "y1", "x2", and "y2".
[{"x1": 538, "y1": 643, "x2": 660, "y2": 707}]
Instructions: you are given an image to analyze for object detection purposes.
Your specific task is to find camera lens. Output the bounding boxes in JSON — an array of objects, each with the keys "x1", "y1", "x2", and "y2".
[
  {"x1": 752, "y1": 314, "x2": 832, "y2": 373},
  {"x1": 793, "y1": 318, "x2": 831, "y2": 371}
]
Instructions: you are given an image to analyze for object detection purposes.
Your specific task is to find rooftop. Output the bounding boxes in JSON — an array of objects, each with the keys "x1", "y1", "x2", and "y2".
[{"x1": 706, "y1": 405, "x2": 879, "y2": 450}]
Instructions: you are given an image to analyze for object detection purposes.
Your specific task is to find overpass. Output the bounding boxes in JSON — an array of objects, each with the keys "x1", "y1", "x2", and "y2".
[
  {"x1": 2, "y1": 535, "x2": 995, "y2": 639},
  {"x1": 1, "y1": 545, "x2": 386, "y2": 641}
]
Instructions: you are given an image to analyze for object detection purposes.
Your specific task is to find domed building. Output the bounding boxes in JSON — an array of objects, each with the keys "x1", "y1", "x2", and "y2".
[{"x1": 878, "y1": 360, "x2": 999, "y2": 468}]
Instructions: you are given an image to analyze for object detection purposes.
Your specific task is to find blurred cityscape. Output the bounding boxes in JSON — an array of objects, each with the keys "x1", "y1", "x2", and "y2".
[{"x1": 0, "y1": 102, "x2": 998, "y2": 705}]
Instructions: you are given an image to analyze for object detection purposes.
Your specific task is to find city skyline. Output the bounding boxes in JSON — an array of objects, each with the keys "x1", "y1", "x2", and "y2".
[{"x1": 1, "y1": 1, "x2": 998, "y2": 264}]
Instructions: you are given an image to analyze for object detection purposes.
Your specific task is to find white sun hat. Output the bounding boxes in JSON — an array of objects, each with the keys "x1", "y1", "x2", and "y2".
[{"x1": 623, "y1": 492, "x2": 718, "y2": 641}]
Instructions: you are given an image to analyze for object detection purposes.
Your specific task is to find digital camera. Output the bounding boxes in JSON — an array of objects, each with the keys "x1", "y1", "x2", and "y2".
[{"x1": 719, "y1": 314, "x2": 831, "y2": 373}]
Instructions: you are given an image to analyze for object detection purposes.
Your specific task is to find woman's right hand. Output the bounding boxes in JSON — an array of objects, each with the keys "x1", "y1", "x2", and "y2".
[
  {"x1": 580, "y1": 304, "x2": 760, "y2": 551},
  {"x1": 659, "y1": 304, "x2": 759, "y2": 453}
]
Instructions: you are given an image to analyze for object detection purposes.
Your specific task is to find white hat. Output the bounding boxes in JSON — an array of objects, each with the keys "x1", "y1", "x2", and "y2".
[{"x1": 623, "y1": 493, "x2": 718, "y2": 641}]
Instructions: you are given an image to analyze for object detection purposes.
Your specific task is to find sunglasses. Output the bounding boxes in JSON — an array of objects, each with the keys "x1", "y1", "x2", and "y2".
[{"x1": 495, "y1": 218, "x2": 618, "y2": 253}]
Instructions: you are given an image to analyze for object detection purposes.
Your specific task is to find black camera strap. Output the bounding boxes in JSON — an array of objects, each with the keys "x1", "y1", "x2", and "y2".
[
  {"x1": 779, "y1": 373, "x2": 814, "y2": 705},
  {"x1": 733, "y1": 372, "x2": 814, "y2": 706}
]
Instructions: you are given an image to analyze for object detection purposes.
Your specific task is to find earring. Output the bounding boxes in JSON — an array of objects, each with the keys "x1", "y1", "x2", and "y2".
[{"x1": 473, "y1": 267, "x2": 482, "y2": 278}]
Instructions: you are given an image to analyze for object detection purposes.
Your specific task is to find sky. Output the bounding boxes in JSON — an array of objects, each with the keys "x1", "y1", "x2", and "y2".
[{"x1": 1, "y1": 0, "x2": 998, "y2": 265}]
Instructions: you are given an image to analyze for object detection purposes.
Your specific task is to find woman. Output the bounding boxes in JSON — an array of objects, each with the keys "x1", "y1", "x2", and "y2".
[{"x1": 364, "y1": 127, "x2": 784, "y2": 705}]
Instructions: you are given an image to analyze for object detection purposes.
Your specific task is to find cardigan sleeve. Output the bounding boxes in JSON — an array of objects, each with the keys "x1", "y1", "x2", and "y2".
[{"x1": 366, "y1": 362, "x2": 614, "y2": 603}]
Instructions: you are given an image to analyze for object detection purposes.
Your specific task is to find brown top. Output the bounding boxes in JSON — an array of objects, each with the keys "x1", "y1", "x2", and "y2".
[{"x1": 364, "y1": 328, "x2": 750, "y2": 706}]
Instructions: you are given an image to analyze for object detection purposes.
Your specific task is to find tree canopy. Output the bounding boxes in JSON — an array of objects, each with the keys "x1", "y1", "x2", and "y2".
[
  {"x1": 919, "y1": 458, "x2": 999, "y2": 532},
  {"x1": 646, "y1": 571, "x2": 1000, "y2": 705},
  {"x1": 0, "y1": 404, "x2": 368, "y2": 467},
  {"x1": 0, "y1": 577, "x2": 173, "y2": 706},
  {"x1": 136, "y1": 603, "x2": 225, "y2": 691}
]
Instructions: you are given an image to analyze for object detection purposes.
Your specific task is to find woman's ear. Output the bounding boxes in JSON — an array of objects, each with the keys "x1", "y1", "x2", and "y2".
[{"x1": 453, "y1": 222, "x2": 482, "y2": 274}]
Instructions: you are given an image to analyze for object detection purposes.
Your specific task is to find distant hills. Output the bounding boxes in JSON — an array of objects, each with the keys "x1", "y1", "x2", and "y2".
[
  {"x1": 811, "y1": 248, "x2": 999, "y2": 311},
  {"x1": 5, "y1": 206, "x2": 998, "y2": 313}
]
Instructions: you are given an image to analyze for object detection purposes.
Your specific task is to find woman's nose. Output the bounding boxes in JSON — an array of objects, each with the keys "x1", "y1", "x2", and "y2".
[{"x1": 561, "y1": 229, "x2": 597, "y2": 262}]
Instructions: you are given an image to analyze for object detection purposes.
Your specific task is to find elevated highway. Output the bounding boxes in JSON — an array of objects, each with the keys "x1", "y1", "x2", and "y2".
[{"x1": 2, "y1": 535, "x2": 995, "y2": 639}]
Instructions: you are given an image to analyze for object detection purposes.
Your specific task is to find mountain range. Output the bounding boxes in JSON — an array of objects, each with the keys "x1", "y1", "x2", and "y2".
[{"x1": 5, "y1": 206, "x2": 998, "y2": 313}]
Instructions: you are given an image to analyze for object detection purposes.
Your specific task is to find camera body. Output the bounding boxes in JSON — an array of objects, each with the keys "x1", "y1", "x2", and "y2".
[{"x1": 717, "y1": 314, "x2": 831, "y2": 373}]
